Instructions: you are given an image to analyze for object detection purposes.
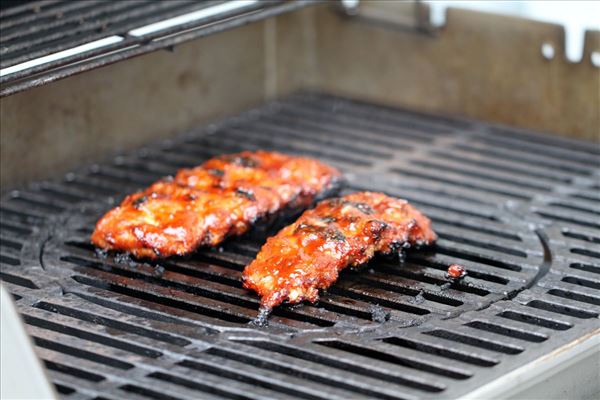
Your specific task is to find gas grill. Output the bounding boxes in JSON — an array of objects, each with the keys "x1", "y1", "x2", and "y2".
[{"x1": 1, "y1": 1, "x2": 599, "y2": 400}]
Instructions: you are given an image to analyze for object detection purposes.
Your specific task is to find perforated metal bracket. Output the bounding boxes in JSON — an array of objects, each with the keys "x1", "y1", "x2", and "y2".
[
  {"x1": 338, "y1": 0, "x2": 600, "y2": 66},
  {"x1": 424, "y1": 1, "x2": 600, "y2": 65}
]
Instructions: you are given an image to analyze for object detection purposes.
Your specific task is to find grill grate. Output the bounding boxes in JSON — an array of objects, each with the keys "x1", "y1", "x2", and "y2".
[
  {"x1": 1, "y1": 92, "x2": 599, "y2": 399},
  {"x1": 0, "y1": 0, "x2": 310, "y2": 96}
]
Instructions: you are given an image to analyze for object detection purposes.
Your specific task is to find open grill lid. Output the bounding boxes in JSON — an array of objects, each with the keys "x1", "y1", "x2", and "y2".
[{"x1": 1, "y1": 92, "x2": 599, "y2": 399}]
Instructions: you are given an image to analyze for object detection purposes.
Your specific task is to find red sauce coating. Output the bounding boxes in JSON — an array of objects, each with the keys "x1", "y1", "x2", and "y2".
[
  {"x1": 243, "y1": 192, "x2": 437, "y2": 310},
  {"x1": 447, "y1": 264, "x2": 466, "y2": 279},
  {"x1": 91, "y1": 151, "x2": 341, "y2": 258}
]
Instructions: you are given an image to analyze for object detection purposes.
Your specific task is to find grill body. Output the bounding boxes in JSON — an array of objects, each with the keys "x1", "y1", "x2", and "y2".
[{"x1": 1, "y1": 93, "x2": 599, "y2": 400}]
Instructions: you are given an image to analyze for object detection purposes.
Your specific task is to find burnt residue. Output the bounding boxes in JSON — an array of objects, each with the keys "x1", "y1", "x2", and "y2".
[
  {"x1": 529, "y1": 228, "x2": 553, "y2": 289},
  {"x1": 328, "y1": 228, "x2": 347, "y2": 242},
  {"x1": 324, "y1": 198, "x2": 375, "y2": 215},
  {"x1": 235, "y1": 188, "x2": 256, "y2": 201},
  {"x1": 250, "y1": 306, "x2": 271, "y2": 327},
  {"x1": 295, "y1": 223, "x2": 347, "y2": 242},
  {"x1": 225, "y1": 155, "x2": 258, "y2": 168},
  {"x1": 207, "y1": 168, "x2": 224, "y2": 177},
  {"x1": 366, "y1": 220, "x2": 388, "y2": 240},
  {"x1": 369, "y1": 305, "x2": 391, "y2": 323},
  {"x1": 132, "y1": 196, "x2": 147, "y2": 208},
  {"x1": 349, "y1": 201, "x2": 375, "y2": 215}
]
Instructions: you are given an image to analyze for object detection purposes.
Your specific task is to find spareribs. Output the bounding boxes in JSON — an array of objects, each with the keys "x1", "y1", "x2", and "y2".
[
  {"x1": 243, "y1": 192, "x2": 436, "y2": 311},
  {"x1": 92, "y1": 151, "x2": 342, "y2": 258}
]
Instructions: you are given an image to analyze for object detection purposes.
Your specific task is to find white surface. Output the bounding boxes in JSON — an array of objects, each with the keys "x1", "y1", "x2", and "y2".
[
  {"x1": 0, "y1": 285, "x2": 56, "y2": 399},
  {"x1": 424, "y1": 1, "x2": 600, "y2": 62},
  {"x1": 128, "y1": 0, "x2": 259, "y2": 37},
  {"x1": 0, "y1": 36, "x2": 123, "y2": 78},
  {"x1": 592, "y1": 52, "x2": 600, "y2": 67}
]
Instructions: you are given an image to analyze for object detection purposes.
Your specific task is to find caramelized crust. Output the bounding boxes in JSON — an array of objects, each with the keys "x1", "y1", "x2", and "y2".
[
  {"x1": 243, "y1": 192, "x2": 436, "y2": 310},
  {"x1": 91, "y1": 151, "x2": 341, "y2": 258}
]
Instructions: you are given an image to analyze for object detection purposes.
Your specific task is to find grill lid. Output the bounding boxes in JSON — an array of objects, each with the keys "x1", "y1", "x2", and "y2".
[{"x1": 1, "y1": 92, "x2": 599, "y2": 399}]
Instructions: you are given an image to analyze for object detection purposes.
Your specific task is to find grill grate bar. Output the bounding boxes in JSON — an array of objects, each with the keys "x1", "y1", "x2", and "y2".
[
  {"x1": 478, "y1": 134, "x2": 600, "y2": 164},
  {"x1": 423, "y1": 329, "x2": 524, "y2": 355},
  {"x1": 178, "y1": 358, "x2": 338, "y2": 400},
  {"x1": 146, "y1": 371, "x2": 266, "y2": 400},
  {"x1": 526, "y1": 299, "x2": 598, "y2": 319},
  {"x1": 259, "y1": 112, "x2": 419, "y2": 150},
  {"x1": 380, "y1": 336, "x2": 499, "y2": 367},
  {"x1": 204, "y1": 345, "x2": 416, "y2": 400},
  {"x1": 33, "y1": 299, "x2": 193, "y2": 347},
  {"x1": 227, "y1": 340, "x2": 439, "y2": 398},
  {"x1": 391, "y1": 167, "x2": 536, "y2": 201},
  {"x1": 487, "y1": 126, "x2": 600, "y2": 156},
  {"x1": 410, "y1": 159, "x2": 554, "y2": 192},
  {"x1": 31, "y1": 334, "x2": 135, "y2": 370},
  {"x1": 314, "y1": 339, "x2": 473, "y2": 380},
  {"x1": 289, "y1": 95, "x2": 458, "y2": 135},
  {"x1": 427, "y1": 149, "x2": 575, "y2": 184},
  {"x1": 271, "y1": 104, "x2": 434, "y2": 144},
  {"x1": 0, "y1": 1, "x2": 312, "y2": 96},
  {"x1": 43, "y1": 359, "x2": 106, "y2": 383},
  {"x1": 23, "y1": 313, "x2": 164, "y2": 358},
  {"x1": 2, "y1": 0, "x2": 154, "y2": 46},
  {"x1": 60, "y1": 248, "x2": 346, "y2": 329},
  {"x1": 1, "y1": 1, "x2": 61, "y2": 17},
  {"x1": 1, "y1": 0, "x2": 103, "y2": 30},
  {"x1": 497, "y1": 309, "x2": 573, "y2": 331},
  {"x1": 452, "y1": 142, "x2": 593, "y2": 176}
]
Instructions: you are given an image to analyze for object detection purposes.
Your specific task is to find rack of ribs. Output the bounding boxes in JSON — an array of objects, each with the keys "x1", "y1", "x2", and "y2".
[
  {"x1": 92, "y1": 151, "x2": 342, "y2": 258},
  {"x1": 243, "y1": 192, "x2": 437, "y2": 314}
]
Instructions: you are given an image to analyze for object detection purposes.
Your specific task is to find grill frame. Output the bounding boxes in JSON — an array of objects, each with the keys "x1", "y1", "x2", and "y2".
[{"x1": 1, "y1": 92, "x2": 599, "y2": 399}]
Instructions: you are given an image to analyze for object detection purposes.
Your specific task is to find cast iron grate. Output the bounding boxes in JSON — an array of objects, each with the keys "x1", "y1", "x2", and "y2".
[
  {"x1": 0, "y1": 0, "x2": 310, "y2": 96},
  {"x1": 1, "y1": 92, "x2": 599, "y2": 399}
]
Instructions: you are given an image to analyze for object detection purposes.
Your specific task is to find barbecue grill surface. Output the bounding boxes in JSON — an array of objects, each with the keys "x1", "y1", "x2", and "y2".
[{"x1": 1, "y1": 93, "x2": 599, "y2": 399}]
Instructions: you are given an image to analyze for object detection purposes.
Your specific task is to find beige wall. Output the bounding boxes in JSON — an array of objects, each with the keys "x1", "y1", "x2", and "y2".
[{"x1": 1, "y1": 5, "x2": 598, "y2": 191}]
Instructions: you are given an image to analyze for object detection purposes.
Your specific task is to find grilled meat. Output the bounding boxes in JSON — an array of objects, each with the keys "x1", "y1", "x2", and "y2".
[
  {"x1": 92, "y1": 151, "x2": 342, "y2": 258},
  {"x1": 243, "y1": 192, "x2": 436, "y2": 311}
]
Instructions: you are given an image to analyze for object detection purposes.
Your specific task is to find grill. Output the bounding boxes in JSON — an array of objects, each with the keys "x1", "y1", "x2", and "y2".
[
  {"x1": 0, "y1": 0, "x2": 309, "y2": 96},
  {"x1": 1, "y1": 92, "x2": 599, "y2": 399}
]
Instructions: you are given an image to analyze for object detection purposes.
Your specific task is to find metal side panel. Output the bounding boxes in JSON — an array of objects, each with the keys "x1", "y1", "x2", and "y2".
[
  {"x1": 0, "y1": 284, "x2": 56, "y2": 399},
  {"x1": 461, "y1": 329, "x2": 600, "y2": 400}
]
